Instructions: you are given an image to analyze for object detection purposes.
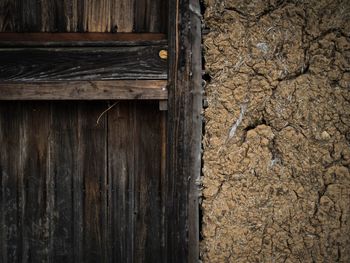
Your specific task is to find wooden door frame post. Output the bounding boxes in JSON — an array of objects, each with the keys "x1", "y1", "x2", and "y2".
[{"x1": 167, "y1": 0, "x2": 202, "y2": 262}]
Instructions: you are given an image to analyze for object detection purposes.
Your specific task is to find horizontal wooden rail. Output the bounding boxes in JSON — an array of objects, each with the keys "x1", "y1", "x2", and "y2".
[
  {"x1": 0, "y1": 46, "x2": 167, "y2": 81},
  {"x1": 0, "y1": 80, "x2": 168, "y2": 100},
  {"x1": 0, "y1": 33, "x2": 167, "y2": 47},
  {"x1": 0, "y1": 33, "x2": 168, "y2": 100}
]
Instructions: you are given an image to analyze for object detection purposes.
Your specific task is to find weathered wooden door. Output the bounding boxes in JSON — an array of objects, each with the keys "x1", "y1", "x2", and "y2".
[{"x1": 0, "y1": 1, "x2": 171, "y2": 262}]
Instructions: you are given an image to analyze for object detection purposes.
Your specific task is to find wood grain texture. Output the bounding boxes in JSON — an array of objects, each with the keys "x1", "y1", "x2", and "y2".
[
  {"x1": 108, "y1": 102, "x2": 135, "y2": 263},
  {"x1": 78, "y1": 103, "x2": 108, "y2": 263},
  {"x1": 0, "y1": 80, "x2": 168, "y2": 100},
  {"x1": 50, "y1": 103, "x2": 77, "y2": 262},
  {"x1": 73, "y1": 103, "x2": 83, "y2": 263},
  {"x1": 133, "y1": 101, "x2": 164, "y2": 262},
  {"x1": 21, "y1": 0, "x2": 42, "y2": 32},
  {"x1": 188, "y1": 0, "x2": 202, "y2": 261},
  {"x1": 41, "y1": 0, "x2": 67, "y2": 32},
  {"x1": 0, "y1": 0, "x2": 167, "y2": 33},
  {"x1": 135, "y1": 0, "x2": 158, "y2": 33},
  {"x1": 0, "y1": 0, "x2": 20, "y2": 32},
  {"x1": 107, "y1": 102, "x2": 166, "y2": 262},
  {"x1": 134, "y1": 0, "x2": 168, "y2": 33},
  {"x1": 0, "y1": 101, "x2": 167, "y2": 262},
  {"x1": 21, "y1": 102, "x2": 52, "y2": 262},
  {"x1": 0, "y1": 102, "x2": 21, "y2": 263},
  {"x1": 0, "y1": 33, "x2": 167, "y2": 47},
  {"x1": 83, "y1": 0, "x2": 111, "y2": 32},
  {"x1": 166, "y1": 0, "x2": 202, "y2": 262},
  {"x1": 111, "y1": 0, "x2": 135, "y2": 32},
  {"x1": 0, "y1": 46, "x2": 167, "y2": 81},
  {"x1": 0, "y1": 0, "x2": 205, "y2": 261}
]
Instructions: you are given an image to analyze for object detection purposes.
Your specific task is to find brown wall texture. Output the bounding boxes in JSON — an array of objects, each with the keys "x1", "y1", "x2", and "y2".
[{"x1": 201, "y1": 0, "x2": 350, "y2": 262}]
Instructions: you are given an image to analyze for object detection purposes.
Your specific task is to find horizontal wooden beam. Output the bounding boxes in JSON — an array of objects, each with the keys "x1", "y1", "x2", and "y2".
[
  {"x1": 0, "y1": 45, "x2": 167, "y2": 81},
  {"x1": 0, "y1": 80, "x2": 168, "y2": 100},
  {"x1": 0, "y1": 33, "x2": 167, "y2": 47}
]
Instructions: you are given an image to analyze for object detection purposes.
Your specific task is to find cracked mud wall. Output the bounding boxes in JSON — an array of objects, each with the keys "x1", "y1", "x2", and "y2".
[{"x1": 201, "y1": 0, "x2": 350, "y2": 262}]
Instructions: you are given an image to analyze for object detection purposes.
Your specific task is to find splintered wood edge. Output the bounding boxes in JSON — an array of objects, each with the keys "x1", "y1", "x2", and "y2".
[{"x1": 0, "y1": 80, "x2": 168, "y2": 100}]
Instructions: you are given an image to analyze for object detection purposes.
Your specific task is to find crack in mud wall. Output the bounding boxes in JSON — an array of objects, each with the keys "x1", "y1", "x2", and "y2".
[{"x1": 201, "y1": 0, "x2": 350, "y2": 262}]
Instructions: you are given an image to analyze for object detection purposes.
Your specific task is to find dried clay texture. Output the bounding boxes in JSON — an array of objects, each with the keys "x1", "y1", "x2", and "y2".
[{"x1": 202, "y1": 0, "x2": 350, "y2": 262}]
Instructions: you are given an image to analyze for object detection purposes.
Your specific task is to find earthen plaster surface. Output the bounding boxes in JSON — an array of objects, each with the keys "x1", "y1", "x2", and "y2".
[{"x1": 202, "y1": 1, "x2": 350, "y2": 262}]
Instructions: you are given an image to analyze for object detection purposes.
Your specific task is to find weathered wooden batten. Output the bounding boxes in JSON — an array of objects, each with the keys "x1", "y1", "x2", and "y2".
[{"x1": 0, "y1": 33, "x2": 168, "y2": 100}]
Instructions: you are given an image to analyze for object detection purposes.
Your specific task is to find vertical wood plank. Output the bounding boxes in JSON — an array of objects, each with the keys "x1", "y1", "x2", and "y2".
[
  {"x1": 134, "y1": 102, "x2": 163, "y2": 262},
  {"x1": 108, "y1": 101, "x2": 166, "y2": 262},
  {"x1": 40, "y1": 0, "x2": 67, "y2": 32},
  {"x1": 21, "y1": 0, "x2": 42, "y2": 31},
  {"x1": 76, "y1": 0, "x2": 85, "y2": 32},
  {"x1": 39, "y1": 0, "x2": 50, "y2": 32},
  {"x1": 41, "y1": 0, "x2": 72, "y2": 32},
  {"x1": 159, "y1": 0, "x2": 169, "y2": 34},
  {"x1": 166, "y1": 0, "x2": 190, "y2": 254},
  {"x1": 111, "y1": 0, "x2": 135, "y2": 32},
  {"x1": 1, "y1": 0, "x2": 167, "y2": 33},
  {"x1": 17, "y1": 103, "x2": 26, "y2": 263},
  {"x1": 49, "y1": 102, "x2": 78, "y2": 262},
  {"x1": 108, "y1": 101, "x2": 135, "y2": 263},
  {"x1": 19, "y1": 102, "x2": 52, "y2": 262},
  {"x1": 135, "y1": 0, "x2": 164, "y2": 32},
  {"x1": 83, "y1": 0, "x2": 111, "y2": 32},
  {"x1": 134, "y1": 0, "x2": 146, "y2": 32},
  {"x1": 63, "y1": 0, "x2": 78, "y2": 32},
  {"x1": 78, "y1": 102, "x2": 108, "y2": 263},
  {"x1": 0, "y1": 102, "x2": 8, "y2": 263},
  {"x1": 73, "y1": 103, "x2": 84, "y2": 263},
  {"x1": 160, "y1": 111, "x2": 167, "y2": 259},
  {"x1": 166, "y1": 0, "x2": 202, "y2": 262},
  {"x1": 0, "y1": 102, "x2": 21, "y2": 263},
  {"x1": 0, "y1": 103, "x2": 4, "y2": 262},
  {"x1": 188, "y1": 1, "x2": 202, "y2": 261},
  {"x1": 0, "y1": 0, "x2": 21, "y2": 32}
]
